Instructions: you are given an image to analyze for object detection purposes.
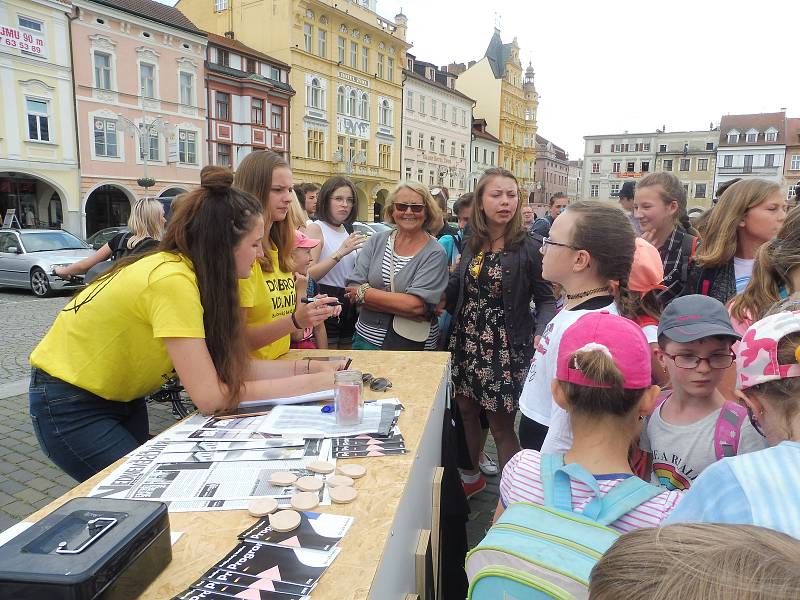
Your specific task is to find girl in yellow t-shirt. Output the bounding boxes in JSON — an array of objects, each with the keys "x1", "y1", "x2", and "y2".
[
  {"x1": 29, "y1": 167, "x2": 342, "y2": 482},
  {"x1": 235, "y1": 151, "x2": 340, "y2": 358}
]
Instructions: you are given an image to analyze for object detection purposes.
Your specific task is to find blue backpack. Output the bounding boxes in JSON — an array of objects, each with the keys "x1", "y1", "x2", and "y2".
[{"x1": 465, "y1": 454, "x2": 662, "y2": 599}]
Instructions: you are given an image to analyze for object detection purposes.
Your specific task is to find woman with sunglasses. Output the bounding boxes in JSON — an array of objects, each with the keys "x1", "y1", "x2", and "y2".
[
  {"x1": 442, "y1": 168, "x2": 556, "y2": 498},
  {"x1": 665, "y1": 310, "x2": 800, "y2": 539},
  {"x1": 344, "y1": 182, "x2": 448, "y2": 351}
]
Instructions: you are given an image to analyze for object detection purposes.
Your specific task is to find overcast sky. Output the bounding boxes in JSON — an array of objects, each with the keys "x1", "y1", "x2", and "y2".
[{"x1": 373, "y1": 0, "x2": 799, "y2": 158}]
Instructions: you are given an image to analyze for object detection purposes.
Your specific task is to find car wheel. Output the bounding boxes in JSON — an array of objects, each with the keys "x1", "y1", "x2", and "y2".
[{"x1": 30, "y1": 267, "x2": 52, "y2": 298}]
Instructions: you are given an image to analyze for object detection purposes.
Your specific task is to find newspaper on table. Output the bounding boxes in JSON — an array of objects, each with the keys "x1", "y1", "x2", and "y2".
[{"x1": 256, "y1": 399, "x2": 402, "y2": 437}]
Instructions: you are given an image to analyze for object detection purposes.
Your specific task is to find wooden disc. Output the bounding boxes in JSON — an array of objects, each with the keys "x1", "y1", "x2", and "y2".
[
  {"x1": 337, "y1": 463, "x2": 367, "y2": 479},
  {"x1": 307, "y1": 460, "x2": 336, "y2": 475},
  {"x1": 269, "y1": 509, "x2": 301, "y2": 532},
  {"x1": 269, "y1": 471, "x2": 297, "y2": 486},
  {"x1": 294, "y1": 476, "x2": 324, "y2": 492},
  {"x1": 326, "y1": 474, "x2": 354, "y2": 488},
  {"x1": 291, "y1": 491, "x2": 319, "y2": 511},
  {"x1": 329, "y1": 485, "x2": 358, "y2": 504},
  {"x1": 247, "y1": 497, "x2": 278, "y2": 517}
]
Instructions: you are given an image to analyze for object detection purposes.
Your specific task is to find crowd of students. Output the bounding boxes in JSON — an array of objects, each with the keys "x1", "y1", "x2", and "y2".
[{"x1": 27, "y1": 148, "x2": 800, "y2": 597}]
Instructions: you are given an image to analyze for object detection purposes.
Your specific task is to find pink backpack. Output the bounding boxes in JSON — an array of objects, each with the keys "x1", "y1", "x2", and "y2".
[{"x1": 655, "y1": 391, "x2": 748, "y2": 459}]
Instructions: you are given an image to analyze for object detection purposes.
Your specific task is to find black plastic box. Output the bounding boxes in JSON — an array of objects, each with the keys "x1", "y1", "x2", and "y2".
[{"x1": 0, "y1": 497, "x2": 171, "y2": 600}]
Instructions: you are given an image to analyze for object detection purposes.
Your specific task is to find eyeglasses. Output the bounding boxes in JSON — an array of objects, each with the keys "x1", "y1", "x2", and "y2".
[
  {"x1": 541, "y1": 237, "x2": 581, "y2": 253},
  {"x1": 746, "y1": 403, "x2": 766, "y2": 438},
  {"x1": 361, "y1": 373, "x2": 392, "y2": 392},
  {"x1": 661, "y1": 352, "x2": 736, "y2": 370},
  {"x1": 394, "y1": 203, "x2": 425, "y2": 214},
  {"x1": 332, "y1": 196, "x2": 355, "y2": 206}
]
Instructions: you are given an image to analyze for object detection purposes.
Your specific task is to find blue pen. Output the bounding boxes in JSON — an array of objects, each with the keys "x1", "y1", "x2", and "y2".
[{"x1": 321, "y1": 405, "x2": 335, "y2": 413}]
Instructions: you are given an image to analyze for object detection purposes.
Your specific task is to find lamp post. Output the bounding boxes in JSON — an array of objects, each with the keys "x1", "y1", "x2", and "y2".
[{"x1": 116, "y1": 112, "x2": 169, "y2": 195}]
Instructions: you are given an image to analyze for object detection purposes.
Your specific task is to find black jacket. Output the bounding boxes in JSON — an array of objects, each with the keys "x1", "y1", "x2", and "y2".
[{"x1": 445, "y1": 231, "x2": 556, "y2": 346}]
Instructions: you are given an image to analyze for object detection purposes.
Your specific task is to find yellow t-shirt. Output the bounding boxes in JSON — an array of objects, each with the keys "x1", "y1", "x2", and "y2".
[
  {"x1": 242, "y1": 245, "x2": 295, "y2": 360},
  {"x1": 30, "y1": 252, "x2": 205, "y2": 401}
]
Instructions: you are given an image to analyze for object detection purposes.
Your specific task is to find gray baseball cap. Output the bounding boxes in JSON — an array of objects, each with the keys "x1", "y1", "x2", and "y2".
[{"x1": 658, "y1": 294, "x2": 741, "y2": 342}]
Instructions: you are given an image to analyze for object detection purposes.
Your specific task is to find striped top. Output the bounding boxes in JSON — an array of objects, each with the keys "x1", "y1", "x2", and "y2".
[
  {"x1": 666, "y1": 441, "x2": 800, "y2": 539},
  {"x1": 355, "y1": 238, "x2": 439, "y2": 349},
  {"x1": 500, "y1": 450, "x2": 682, "y2": 533}
]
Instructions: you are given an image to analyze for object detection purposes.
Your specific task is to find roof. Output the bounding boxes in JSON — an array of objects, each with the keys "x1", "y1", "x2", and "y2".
[
  {"x1": 89, "y1": 0, "x2": 204, "y2": 35},
  {"x1": 484, "y1": 29, "x2": 515, "y2": 79},
  {"x1": 207, "y1": 62, "x2": 294, "y2": 94},
  {"x1": 719, "y1": 112, "x2": 786, "y2": 146},
  {"x1": 536, "y1": 134, "x2": 567, "y2": 161},
  {"x1": 472, "y1": 121, "x2": 500, "y2": 144},
  {"x1": 786, "y1": 118, "x2": 800, "y2": 147},
  {"x1": 402, "y1": 68, "x2": 474, "y2": 104},
  {"x1": 206, "y1": 33, "x2": 289, "y2": 68}
]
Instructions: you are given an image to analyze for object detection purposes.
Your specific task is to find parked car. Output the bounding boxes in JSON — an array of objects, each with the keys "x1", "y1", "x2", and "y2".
[
  {"x1": 0, "y1": 229, "x2": 93, "y2": 297},
  {"x1": 353, "y1": 221, "x2": 392, "y2": 237},
  {"x1": 86, "y1": 226, "x2": 128, "y2": 250}
]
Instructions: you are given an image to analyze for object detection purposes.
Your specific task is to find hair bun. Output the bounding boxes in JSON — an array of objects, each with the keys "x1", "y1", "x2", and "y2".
[{"x1": 200, "y1": 166, "x2": 234, "y2": 193}]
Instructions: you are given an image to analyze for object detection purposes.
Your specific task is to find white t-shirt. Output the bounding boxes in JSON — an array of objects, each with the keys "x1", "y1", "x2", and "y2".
[
  {"x1": 519, "y1": 299, "x2": 619, "y2": 454},
  {"x1": 733, "y1": 256, "x2": 755, "y2": 293}
]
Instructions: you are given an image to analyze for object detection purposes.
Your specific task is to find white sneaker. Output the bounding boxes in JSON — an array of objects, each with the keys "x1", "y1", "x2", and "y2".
[{"x1": 479, "y1": 452, "x2": 499, "y2": 476}]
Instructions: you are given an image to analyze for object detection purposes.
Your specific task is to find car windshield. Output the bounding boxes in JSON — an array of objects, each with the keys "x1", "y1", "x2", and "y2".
[{"x1": 20, "y1": 231, "x2": 87, "y2": 252}]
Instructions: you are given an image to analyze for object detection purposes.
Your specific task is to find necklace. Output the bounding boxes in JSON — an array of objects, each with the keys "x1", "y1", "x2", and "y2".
[
  {"x1": 565, "y1": 286, "x2": 610, "y2": 300},
  {"x1": 487, "y1": 232, "x2": 505, "y2": 251}
]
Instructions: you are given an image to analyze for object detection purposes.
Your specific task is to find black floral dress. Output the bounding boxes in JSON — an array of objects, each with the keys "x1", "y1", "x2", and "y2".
[{"x1": 449, "y1": 251, "x2": 532, "y2": 413}]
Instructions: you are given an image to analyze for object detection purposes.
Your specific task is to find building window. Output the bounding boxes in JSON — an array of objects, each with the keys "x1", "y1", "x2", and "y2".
[
  {"x1": 146, "y1": 130, "x2": 159, "y2": 161},
  {"x1": 743, "y1": 155, "x2": 754, "y2": 173},
  {"x1": 406, "y1": 90, "x2": 413, "y2": 111},
  {"x1": 245, "y1": 58, "x2": 257, "y2": 74},
  {"x1": 94, "y1": 117, "x2": 118, "y2": 157},
  {"x1": 216, "y1": 92, "x2": 230, "y2": 120},
  {"x1": 610, "y1": 183, "x2": 620, "y2": 197},
  {"x1": 179, "y1": 129, "x2": 197, "y2": 164},
  {"x1": 318, "y1": 29, "x2": 326, "y2": 58},
  {"x1": 591, "y1": 161, "x2": 600, "y2": 174},
  {"x1": 593, "y1": 144, "x2": 601, "y2": 153},
  {"x1": 431, "y1": 99, "x2": 437, "y2": 117},
  {"x1": 450, "y1": 141, "x2": 456, "y2": 156},
  {"x1": 271, "y1": 104, "x2": 283, "y2": 130},
  {"x1": 361, "y1": 46, "x2": 369, "y2": 72},
  {"x1": 727, "y1": 132, "x2": 739, "y2": 143},
  {"x1": 695, "y1": 183, "x2": 707, "y2": 198},
  {"x1": 307, "y1": 130, "x2": 324, "y2": 159},
  {"x1": 612, "y1": 161, "x2": 621, "y2": 173},
  {"x1": 387, "y1": 57, "x2": 394, "y2": 82},
  {"x1": 379, "y1": 99, "x2": 391, "y2": 126},
  {"x1": 659, "y1": 144, "x2": 667, "y2": 152},
  {"x1": 377, "y1": 53, "x2": 384, "y2": 78},
  {"x1": 419, "y1": 95, "x2": 425, "y2": 115},
  {"x1": 303, "y1": 23, "x2": 312, "y2": 53},
  {"x1": 680, "y1": 158, "x2": 690, "y2": 171},
  {"x1": 308, "y1": 77, "x2": 323, "y2": 109},
  {"x1": 706, "y1": 142, "x2": 714, "y2": 150},
  {"x1": 474, "y1": 146, "x2": 479, "y2": 162},
  {"x1": 663, "y1": 159, "x2": 673, "y2": 171},
  {"x1": 766, "y1": 131, "x2": 777, "y2": 142},
  {"x1": 18, "y1": 16, "x2": 44, "y2": 56},
  {"x1": 214, "y1": 0, "x2": 228, "y2": 11},
  {"x1": 590, "y1": 184, "x2": 599, "y2": 198},
  {"x1": 451, "y1": 107, "x2": 457, "y2": 124},
  {"x1": 350, "y1": 42, "x2": 358, "y2": 68},
  {"x1": 94, "y1": 52, "x2": 112, "y2": 90},
  {"x1": 405, "y1": 129, "x2": 412, "y2": 147},
  {"x1": 429, "y1": 136, "x2": 435, "y2": 151},
  {"x1": 462, "y1": 110, "x2": 467, "y2": 127},
  {"x1": 405, "y1": 166, "x2": 412, "y2": 180},
  {"x1": 337, "y1": 37, "x2": 345, "y2": 63},
  {"x1": 379, "y1": 144, "x2": 391, "y2": 169},
  {"x1": 179, "y1": 72, "x2": 193, "y2": 106},
  {"x1": 358, "y1": 93, "x2": 368, "y2": 119},
  {"x1": 441, "y1": 102, "x2": 447, "y2": 120},
  {"x1": 429, "y1": 170, "x2": 435, "y2": 185},
  {"x1": 723, "y1": 155, "x2": 733, "y2": 167},
  {"x1": 217, "y1": 143, "x2": 231, "y2": 167},
  {"x1": 626, "y1": 161, "x2": 635, "y2": 172},
  {"x1": 791, "y1": 155, "x2": 800, "y2": 170},
  {"x1": 641, "y1": 161, "x2": 650, "y2": 172},
  {"x1": 460, "y1": 144, "x2": 465, "y2": 158},
  {"x1": 337, "y1": 86, "x2": 345, "y2": 114},
  {"x1": 418, "y1": 133, "x2": 423, "y2": 149},
  {"x1": 746, "y1": 132, "x2": 757, "y2": 143},
  {"x1": 251, "y1": 98, "x2": 264, "y2": 125},
  {"x1": 26, "y1": 98, "x2": 50, "y2": 142},
  {"x1": 417, "y1": 168, "x2": 423, "y2": 183},
  {"x1": 348, "y1": 90, "x2": 357, "y2": 116},
  {"x1": 440, "y1": 138, "x2": 445, "y2": 154},
  {"x1": 696, "y1": 158, "x2": 708, "y2": 171},
  {"x1": 216, "y1": 48, "x2": 229, "y2": 66},
  {"x1": 765, "y1": 154, "x2": 775, "y2": 168},
  {"x1": 490, "y1": 151, "x2": 495, "y2": 164}
]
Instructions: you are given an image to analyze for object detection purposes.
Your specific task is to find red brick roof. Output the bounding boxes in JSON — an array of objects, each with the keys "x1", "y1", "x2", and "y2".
[
  {"x1": 719, "y1": 112, "x2": 786, "y2": 146},
  {"x1": 90, "y1": 0, "x2": 204, "y2": 35},
  {"x1": 786, "y1": 118, "x2": 800, "y2": 148},
  {"x1": 206, "y1": 33, "x2": 289, "y2": 68}
]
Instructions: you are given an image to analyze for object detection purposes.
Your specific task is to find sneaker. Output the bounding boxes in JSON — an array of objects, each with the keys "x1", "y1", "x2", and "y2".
[
  {"x1": 479, "y1": 452, "x2": 499, "y2": 476},
  {"x1": 462, "y1": 474, "x2": 487, "y2": 499}
]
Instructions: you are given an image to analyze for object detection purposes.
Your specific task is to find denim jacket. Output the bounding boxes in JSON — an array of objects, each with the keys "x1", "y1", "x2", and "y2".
[{"x1": 444, "y1": 231, "x2": 556, "y2": 347}]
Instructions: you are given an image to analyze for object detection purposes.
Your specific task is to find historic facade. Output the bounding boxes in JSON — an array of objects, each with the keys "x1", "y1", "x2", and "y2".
[
  {"x1": 785, "y1": 118, "x2": 800, "y2": 204},
  {"x1": 533, "y1": 134, "x2": 568, "y2": 206},
  {"x1": 715, "y1": 112, "x2": 787, "y2": 193},
  {"x1": 177, "y1": 0, "x2": 409, "y2": 221},
  {"x1": 469, "y1": 118, "x2": 500, "y2": 191},
  {"x1": 654, "y1": 130, "x2": 718, "y2": 209}
]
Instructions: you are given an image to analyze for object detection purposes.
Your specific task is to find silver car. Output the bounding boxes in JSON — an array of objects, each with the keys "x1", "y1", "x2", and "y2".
[{"x1": 0, "y1": 229, "x2": 94, "y2": 297}]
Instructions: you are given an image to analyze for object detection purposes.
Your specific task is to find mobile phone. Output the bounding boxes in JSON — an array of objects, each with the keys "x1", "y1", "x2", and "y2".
[{"x1": 301, "y1": 297, "x2": 342, "y2": 305}]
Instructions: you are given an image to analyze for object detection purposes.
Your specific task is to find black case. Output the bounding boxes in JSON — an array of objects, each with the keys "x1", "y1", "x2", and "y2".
[{"x1": 0, "y1": 497, "x2": 172, "y2": 600}]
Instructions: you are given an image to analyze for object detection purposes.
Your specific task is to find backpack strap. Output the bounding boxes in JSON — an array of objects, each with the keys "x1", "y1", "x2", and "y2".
[
  {"x1": 111, "y1": 232, "x2": 132, "y2": 261},
  {"x1": 714, "y1": 400, "x2": 747, "y2": 460},
  {"x1": 540, "y1": 453, "x2": 570, "y2": 512},
  {"x1": 654, "y1": 390, "x2": 671, "y2": 410},
  {"x1": 592, "y1": 476, "x2": 663, "y2": 525}
]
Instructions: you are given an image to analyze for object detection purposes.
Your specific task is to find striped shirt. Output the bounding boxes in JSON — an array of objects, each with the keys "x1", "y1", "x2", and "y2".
[
  {"x1": 355, "y1": 240, "x2": 439, "y2": 349},
  {"x1": 500, "y1": 450, "x2": 683, "y2": 533},
  {"x1": 666, "y1": 441, "x2": 800, "y2": 539}
]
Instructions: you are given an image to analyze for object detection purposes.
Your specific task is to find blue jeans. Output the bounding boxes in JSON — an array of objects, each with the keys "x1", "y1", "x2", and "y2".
[{"x1": 28, "y1": 367, "x2": 149, "y2": 482}]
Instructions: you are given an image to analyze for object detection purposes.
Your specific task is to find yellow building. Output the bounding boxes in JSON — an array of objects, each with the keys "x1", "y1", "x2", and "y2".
[
  {"x1": 0, "y1": 0, "x2": 81, "y2": 235},
  {"x1": 176, "y1": 0, "x2": 409, "y2": 221},
  {"x1": 449, "y1": 29, "x2": 538, "y2": 198}
]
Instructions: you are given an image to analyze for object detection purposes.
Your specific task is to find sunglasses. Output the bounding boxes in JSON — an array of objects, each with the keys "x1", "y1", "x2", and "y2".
[
  {"x1": 394, "y1": 203, "x2": 425, "y2": 214},
  {"x1": 361, "y1": 373, "x2": 392, "y2": 392}
]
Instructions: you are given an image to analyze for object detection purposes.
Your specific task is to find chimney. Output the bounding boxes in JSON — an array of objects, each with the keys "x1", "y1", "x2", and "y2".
[{"x1": 224, "y1": 31, "x2": 234, "y2": 39}]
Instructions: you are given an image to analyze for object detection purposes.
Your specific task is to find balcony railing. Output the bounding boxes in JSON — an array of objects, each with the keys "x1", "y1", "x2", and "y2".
[{"x1": 718, "y1": 165, "x2": 781, "y2": 175}]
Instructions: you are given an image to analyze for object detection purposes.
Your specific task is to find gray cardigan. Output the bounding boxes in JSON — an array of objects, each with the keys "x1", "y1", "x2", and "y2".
[{"x1": 346, "y1": 229, "x2": 449, "y2": 333}]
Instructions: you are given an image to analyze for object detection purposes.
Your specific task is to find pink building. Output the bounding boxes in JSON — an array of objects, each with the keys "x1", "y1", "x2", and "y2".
[
  {"x1": 532, "y1": 134, "x2": 568, "y2": 209},
  {"x1": 71, "y1": 0, "x2": 207, "y2": 236}
]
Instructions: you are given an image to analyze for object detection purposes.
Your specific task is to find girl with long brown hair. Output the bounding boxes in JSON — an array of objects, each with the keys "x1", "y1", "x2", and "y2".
[
  {"x1": 443, "y1": 168, "x2": 555, "y2": 497},
  {"x1": 235, "y1": 151, "x2": 339, "y2": 359},
  {"x1": 28, "y1": 167, "x2": 341, "y2": 482}
]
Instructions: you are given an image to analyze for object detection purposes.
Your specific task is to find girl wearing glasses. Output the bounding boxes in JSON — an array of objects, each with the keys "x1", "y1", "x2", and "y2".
[
  {"x1": 665, "y1": 310, "x2": 800, "y2": 539},
  {"x1": 443, "y1": 168, "x2": 556, "y2": 498},
  {"x1": 640, "y1": 295, "x2": 765, "y2": 492}
]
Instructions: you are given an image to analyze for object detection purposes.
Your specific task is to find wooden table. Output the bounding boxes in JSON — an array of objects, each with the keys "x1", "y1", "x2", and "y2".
[{"x1": 25, "y1": 350, "x2": 451, "y2": 600}]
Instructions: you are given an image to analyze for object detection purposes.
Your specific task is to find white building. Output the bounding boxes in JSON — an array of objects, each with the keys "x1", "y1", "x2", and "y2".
[
  {"x1": 402, "y1": 53, "x2": 474, "y2": 200},
  {"x1": 468, "y1": 118, "x2": 499, "y2": 190},
  {"x1": 582, "y1": 132, "x2": 657, "y2": 202},
  {"x1": 567, "y1": 159, "x2": 582, "y2": 202},
  {"x1": 715, "y1": 112, "x2": 787, "y2": 191}
]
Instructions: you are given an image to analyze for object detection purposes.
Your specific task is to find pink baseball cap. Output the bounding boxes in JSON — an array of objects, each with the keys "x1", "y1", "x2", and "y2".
[
  {"x1": 737, "y1": 311, "x2": 800, "y2": 390},
  {"x1": 293, "y1": 229, "x2": 319, "y2": 249},
  {"x1": 556, "y1": 312, "x2": 652, "y2": 389},
  {"x1": 628, "y1": 238, "x2": 667, "y2": 297}
]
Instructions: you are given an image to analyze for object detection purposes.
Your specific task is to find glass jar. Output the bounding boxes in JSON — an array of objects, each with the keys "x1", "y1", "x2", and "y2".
[{"x1": 334, "y1": 370, "x2": 363, "y2": 426}]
